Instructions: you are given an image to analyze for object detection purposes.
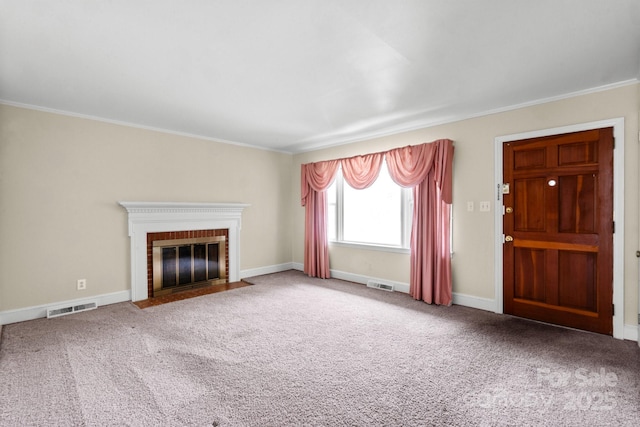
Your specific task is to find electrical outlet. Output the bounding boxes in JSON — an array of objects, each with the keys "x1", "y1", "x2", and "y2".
[
  {"x1": 467, "y1": 201, "x2": 474, "y2": 212},
  {"x1": 479, "y1": 201, "x2": 491, "y2": 212},
  {"x1": 77, "y1": 279, "x2": 87, "y2": 290}
]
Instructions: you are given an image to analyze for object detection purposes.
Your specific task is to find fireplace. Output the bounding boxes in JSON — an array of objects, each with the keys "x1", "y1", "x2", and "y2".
[
  {"x1": 148, "y1": 230, "x2": 228, "y2": 297},
  {"x1": 119, "y1": 202, "x2": 249, "y2": 301}
]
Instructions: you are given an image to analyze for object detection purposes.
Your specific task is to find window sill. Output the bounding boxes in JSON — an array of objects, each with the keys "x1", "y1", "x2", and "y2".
[{"x1": 329, "y1": 241, "x2": 410, "y2": 254}]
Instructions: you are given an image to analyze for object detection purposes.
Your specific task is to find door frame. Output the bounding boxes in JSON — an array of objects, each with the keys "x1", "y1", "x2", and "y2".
[{"x1": 493, "y1": 118, "x2": 625, "y2": 339}]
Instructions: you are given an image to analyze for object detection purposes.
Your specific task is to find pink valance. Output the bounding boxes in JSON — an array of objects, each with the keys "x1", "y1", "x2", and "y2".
[
  {"x1": 300, "y1": 160, "x2": 339, "y2": 207},
  {"x1": 386, "y1": 143, "x2": 437, "y2": 187},
  {"x1": 341, "y1": 153, "x2": 384, "y2": 190},
  {"x1": 386, "y1": 140, "x2": 453, "y2": 204}
]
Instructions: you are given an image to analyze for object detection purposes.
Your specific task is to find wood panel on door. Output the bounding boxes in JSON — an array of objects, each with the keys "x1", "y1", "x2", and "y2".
[{"x1": 503, "y1": 128, "x2": 613, "y2": 335}]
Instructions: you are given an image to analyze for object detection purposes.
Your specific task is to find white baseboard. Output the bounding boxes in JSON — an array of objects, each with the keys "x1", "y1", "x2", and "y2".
[
  {"x1": 294, "y1": 263, "x2": 497, "y2": 312},
  {"x1": 0, "y1": 290, "x2": 131, "y2": 326},
  {"x1": 329, "y1": 269, "x2": 411, "y2": 294},
  {"x1": 292, "y1": 263, "x2": 411, "y2": 292},
  {"x1": 451, "y1": 293, "x2": 496, "y2": 312},
  {"x1": 240, "y1": 262, "x2": 295, "y2": 279},
  {"x1": 623, "y1": 323, "x2": 638, "y2": 342},
  {"x1": 292, "y1": 263, "x2": 411, "y2": 293},
  {"x1": 330, "y1": 268, "x2": 497, "y2": 313}
]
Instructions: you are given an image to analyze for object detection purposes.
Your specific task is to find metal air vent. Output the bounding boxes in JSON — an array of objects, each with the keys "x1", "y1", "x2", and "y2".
[{"x1": 47, "y1": 301, "x2": 97, "y2": 318}]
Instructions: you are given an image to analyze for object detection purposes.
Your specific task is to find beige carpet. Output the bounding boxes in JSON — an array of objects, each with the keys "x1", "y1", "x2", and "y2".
[{"x1": 1, "y1": 270, "x2": 639, "y2": 426}]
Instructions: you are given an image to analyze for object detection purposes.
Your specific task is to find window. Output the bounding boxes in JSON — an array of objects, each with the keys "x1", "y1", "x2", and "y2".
[{"x1": 327, "y1": 160, "x2": 412, "y2": 251}]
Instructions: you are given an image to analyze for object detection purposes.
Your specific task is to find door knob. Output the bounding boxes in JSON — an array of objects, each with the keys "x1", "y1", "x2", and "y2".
[
  {"x1": 505, "y1": 207, "x2": 513, "y2": 213},
  {"x1": 505, "y1": 235, "x2": 514, "y2": 242}
]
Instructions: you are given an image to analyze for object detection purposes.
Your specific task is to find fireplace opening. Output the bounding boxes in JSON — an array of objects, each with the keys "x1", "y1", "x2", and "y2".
[{"x1": 147, "y1": 230, "x2": 229, "y2": 297}]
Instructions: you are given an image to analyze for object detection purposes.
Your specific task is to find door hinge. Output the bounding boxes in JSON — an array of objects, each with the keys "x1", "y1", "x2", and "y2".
[
  {"x1": 612, "y1": 304, "x2": 615, "y2": 316},
  {"x1": 612, "y1": 137, "x2": 615, "y2": 149},
  {"x1": 612, "y1": 221, "x2": 615, "y2": 233}
]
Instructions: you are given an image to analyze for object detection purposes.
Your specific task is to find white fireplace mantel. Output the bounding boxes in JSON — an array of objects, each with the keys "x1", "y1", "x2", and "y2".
[{"x1": 119, "y1": 201, "x2": 250, "y2": 301}]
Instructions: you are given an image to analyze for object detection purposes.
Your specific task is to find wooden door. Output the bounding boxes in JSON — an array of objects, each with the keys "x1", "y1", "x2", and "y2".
[{"x1": 503, "y1": 128, "x2": 614, "y2": 335}]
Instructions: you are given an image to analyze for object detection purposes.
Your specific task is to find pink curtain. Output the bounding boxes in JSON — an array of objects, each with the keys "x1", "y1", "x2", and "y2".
[
  {"x1": 341, "y1": 153, "x2": 384, "y2": 189},
  {"x1": 300, "y1": 139, "x2": 453, "y2": 306},
  {"x1": 300, "y1": 160, "x2": 340, "y2": 278},
  {"x1": 300, "y1": 154, "x2": 383, "y2": 278},
  {"x1": 386, "y1": 140, "x2": 453, "y2": 305}
]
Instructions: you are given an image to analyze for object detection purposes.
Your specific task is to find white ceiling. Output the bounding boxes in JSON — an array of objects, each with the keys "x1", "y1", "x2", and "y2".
[{"x1": 1, "y1": 1, "x2": 639, "y2": 153}]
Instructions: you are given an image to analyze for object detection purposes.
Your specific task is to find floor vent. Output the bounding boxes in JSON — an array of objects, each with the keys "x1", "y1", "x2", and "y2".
[
  {"x1": 367, "y1": 280, "x2": 394, "y2": 292},
  {"x1": 47, "y1": 301, "x2": 98, "y2": 319}
]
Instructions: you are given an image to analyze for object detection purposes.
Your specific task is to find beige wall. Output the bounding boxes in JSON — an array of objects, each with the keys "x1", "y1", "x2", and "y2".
[
  {"x1": 292, "y1": 83, "x2": 639, "y2": 327},
  {"x1": 0, "y1": 105, "x2": 292, "y2": 311}
]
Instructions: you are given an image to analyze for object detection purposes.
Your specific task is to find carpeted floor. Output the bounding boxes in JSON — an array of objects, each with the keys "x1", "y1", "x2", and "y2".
[{"x1": 1, "y1": 270, "x2": 639, "y2": 426}]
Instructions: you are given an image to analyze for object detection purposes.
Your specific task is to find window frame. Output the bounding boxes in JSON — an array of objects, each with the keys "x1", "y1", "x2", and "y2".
[{"x1": 328, "y1": 165, "x2": 413, "y2": 254}]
